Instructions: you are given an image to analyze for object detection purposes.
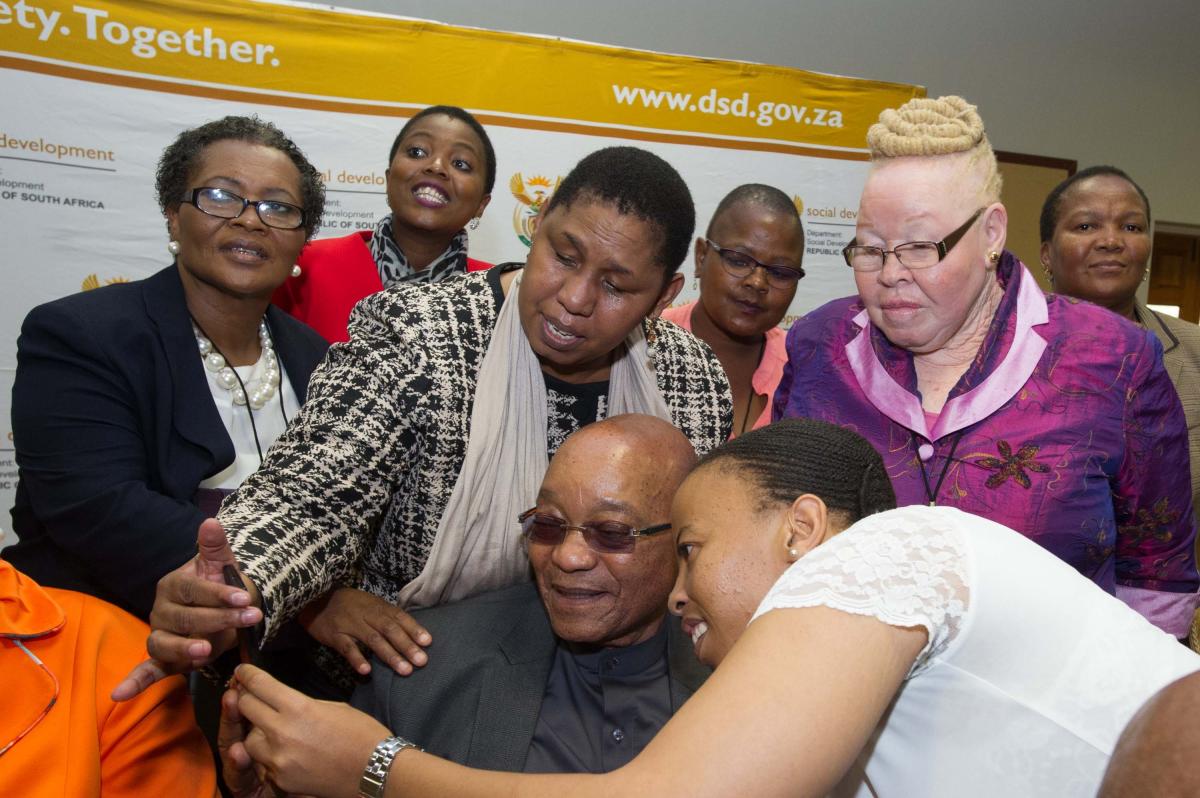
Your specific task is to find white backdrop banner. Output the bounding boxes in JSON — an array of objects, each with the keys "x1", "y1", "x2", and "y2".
[{"x1": 0, "y1": 0, "x2": 922, "y2": 531}]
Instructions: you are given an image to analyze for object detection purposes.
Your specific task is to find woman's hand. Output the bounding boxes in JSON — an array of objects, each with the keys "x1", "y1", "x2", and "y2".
[
  {"x1": 219, "y1": 683, "x2": 285, "y2": 798},
  {"x1": 112, "y1": 519, "x2": 261, "y2": 701},
  {"x1": 229, "y1": 665, "x2": 391, "y2": 798},
  {"x1": 299, "y1": 588, "x2": 432, "y2": 675}
]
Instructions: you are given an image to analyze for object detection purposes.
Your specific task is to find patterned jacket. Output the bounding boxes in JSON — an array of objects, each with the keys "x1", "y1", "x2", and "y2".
[
  {"x1": 225, "y1": 264, "x2": 732, "y2": 637},
  {"x1": 774, "y1": 253, "x2": 1198, "y2": 636},
  {"x1": 1135, "y1": 300, "x2": 1200, "y2": 534}
]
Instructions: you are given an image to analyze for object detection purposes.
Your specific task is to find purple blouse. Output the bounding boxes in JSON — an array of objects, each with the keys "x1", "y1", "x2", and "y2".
[{"x1": 774, "y1": 253, "x2": 1199, "y2": 636}]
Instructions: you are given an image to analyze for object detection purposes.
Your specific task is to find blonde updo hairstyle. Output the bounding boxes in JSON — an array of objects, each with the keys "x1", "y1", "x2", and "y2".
[{"x1": 867, "y1": 96, "x2": 1002, "y2": 205}]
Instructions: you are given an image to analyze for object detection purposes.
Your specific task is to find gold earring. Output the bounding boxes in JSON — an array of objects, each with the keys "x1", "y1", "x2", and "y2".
[{"x1": 988, "y1": 250, "x2": 1000, "y2": 264}]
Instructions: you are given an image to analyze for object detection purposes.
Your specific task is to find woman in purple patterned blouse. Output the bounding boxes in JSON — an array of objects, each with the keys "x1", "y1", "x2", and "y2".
[{"x1": 773, "y1": 95, "x2": 1198, "y2": 637}]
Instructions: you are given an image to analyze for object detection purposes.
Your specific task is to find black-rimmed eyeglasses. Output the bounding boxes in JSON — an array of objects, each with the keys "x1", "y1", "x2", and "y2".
[
  {"x1": 705, "y1": 239, "x2": 805, "y2": 288},
  {"x1": 518, "y1": 508, "x2": 671, "y2": 554},
  {"x1": 183, "y1": 187, "x2": 306, "y2": 230},
  {"x1": 842, "y1": 207, "x2": 985, "y2": 272}
]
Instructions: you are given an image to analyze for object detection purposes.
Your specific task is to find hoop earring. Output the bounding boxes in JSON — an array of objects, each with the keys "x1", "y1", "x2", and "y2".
[{"x1": 167, "y1": 240, "x2": 181, "y2": 256}]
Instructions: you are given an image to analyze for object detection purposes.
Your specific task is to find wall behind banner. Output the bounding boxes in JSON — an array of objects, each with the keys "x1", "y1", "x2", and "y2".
[
  {"x1": 342, "y1": 0, "x2": 1200, "y2": 230},
  {"x1": 0, "y1": 0, "x2": 921, "y2": 529}
]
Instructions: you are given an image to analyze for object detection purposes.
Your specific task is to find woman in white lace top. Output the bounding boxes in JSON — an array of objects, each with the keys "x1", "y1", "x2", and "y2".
[{"x1": 219, "y1": 418, "x2": 1200, "y2": 798}]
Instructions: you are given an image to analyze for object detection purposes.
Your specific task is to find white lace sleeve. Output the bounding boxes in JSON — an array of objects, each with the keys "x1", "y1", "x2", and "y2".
[{"x1": 750, "y1": 506, "x2": 971, "y2": 678}]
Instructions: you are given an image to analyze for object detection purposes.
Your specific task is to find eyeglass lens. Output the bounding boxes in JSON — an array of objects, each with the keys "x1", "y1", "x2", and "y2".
[
  {"x1": 843, "y1": 207, "x2": 984, "y2": 272},
  {"x1": 710, "y1": 241, "x2": 803, "y2": 286},
  {"x1": 846, "y1": 242, "x2": 941, "y2": 271},
  {"x1": 522, "y1": 513, "x2": 638, "y2": 553},
  {"x1": 192, "y1": 187, "x2": 304, "y2": 230}
]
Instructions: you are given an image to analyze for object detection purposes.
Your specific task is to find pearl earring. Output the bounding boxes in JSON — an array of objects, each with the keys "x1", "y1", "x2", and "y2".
[
  {"x1": 167, "y1": 240, "x2": 181, "y2": 256},
  {"x1": 291, "y1": 264, "x2": 302, "y2": 278},
  {"x1": 645, "y1": 316, "x2": 659, "y2": 369},
  {"x1": 787, "y1": 547, "x2": 799, "y2": 560},
  {"x1": 468, "y1": 217, "x2": 480, "y2": 231}
]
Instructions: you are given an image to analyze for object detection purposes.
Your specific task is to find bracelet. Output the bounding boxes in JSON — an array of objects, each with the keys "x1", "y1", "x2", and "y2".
[{"x1": 359, "y1": 735, "x2": 421, "y2": 798}]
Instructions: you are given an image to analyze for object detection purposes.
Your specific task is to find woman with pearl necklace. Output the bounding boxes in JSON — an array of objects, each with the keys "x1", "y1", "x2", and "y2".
[{"x1": 5, "y1": 115, "x2": 329, "y2": 621}]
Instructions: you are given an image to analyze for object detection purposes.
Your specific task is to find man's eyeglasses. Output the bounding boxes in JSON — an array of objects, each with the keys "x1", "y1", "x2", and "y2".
[
  {"x1": 705, "y1": 239, "x2": 805, "y2": 288},
  {"x1": 183, "y1": 187, "x2": 306, "y2": 230},
  {"x1": 841, "y1": 207, "x2": 985, "y2": 272},
  {"x1": 518, "y1": 508, "x2": 671, "y2": 554}
]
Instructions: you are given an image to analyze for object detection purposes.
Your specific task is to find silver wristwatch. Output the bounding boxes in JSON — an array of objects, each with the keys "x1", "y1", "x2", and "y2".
[{"x1": 358, "y1": 735, "x2": 421, "y2": 798}]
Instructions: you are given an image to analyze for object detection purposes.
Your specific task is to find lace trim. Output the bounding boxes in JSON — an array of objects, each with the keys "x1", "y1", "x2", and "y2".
[{"x1": 751, "y1": 506, "x2": 971, "y2": 678}]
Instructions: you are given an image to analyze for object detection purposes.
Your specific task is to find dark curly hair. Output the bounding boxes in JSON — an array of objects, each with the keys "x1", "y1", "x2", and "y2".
[
  {"x1": 388, "y1": 105, "x2": 497, "y2": 194},
  {"x1": 1039, "y1": 165, "x2": 1150, "y2": 244},
  {"x1": 156, "y1": 115, "x2": 325, "y2": 239},
  {"x1": 696, "y1": 418, "x2": 896, "y2": 523},
  {"x1": 545, "y1": 146, "x2": 696, "y2": 276}
]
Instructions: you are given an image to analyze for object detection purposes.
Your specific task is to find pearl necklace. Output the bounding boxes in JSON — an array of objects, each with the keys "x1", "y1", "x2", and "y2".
[{"x1": 193, "y1": 320, "x2": 281, "y2": 410}]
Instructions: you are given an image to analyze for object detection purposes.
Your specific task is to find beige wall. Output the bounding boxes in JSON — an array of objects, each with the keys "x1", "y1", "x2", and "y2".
[{"x1": 997, "y1": 160, "x2": 1072, "y2": 290}]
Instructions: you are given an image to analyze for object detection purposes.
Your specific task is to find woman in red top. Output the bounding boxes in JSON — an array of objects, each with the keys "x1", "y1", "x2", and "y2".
[{"x1": 274, "y1": 105, "x2": 495, "y2": 342}]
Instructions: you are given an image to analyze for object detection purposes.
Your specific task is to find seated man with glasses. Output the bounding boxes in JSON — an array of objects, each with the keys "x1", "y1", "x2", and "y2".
[
  {"x1": 341, "y1": 413, "x2": 709, "y2": 775},
  {"x1": 773, "y1": 94, "x2": 1197, "y2": 635},
  {"x1": 662, "y1": 184, "x2": 804, "y2": 438}
]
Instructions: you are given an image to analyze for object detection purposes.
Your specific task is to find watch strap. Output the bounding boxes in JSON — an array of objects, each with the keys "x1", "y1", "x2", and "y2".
[{"x1": 358, "y1": 735, "x2": 420, "y2": 798}]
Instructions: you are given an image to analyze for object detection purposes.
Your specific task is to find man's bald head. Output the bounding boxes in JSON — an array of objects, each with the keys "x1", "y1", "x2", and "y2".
[
  {"x1": 1099, "y1": 670, "x2": 1200, "y2": 797},
  {"x1": 528, "y1": 415, "x2": 697, "y2": 649},
  {"x1": 551, "y1": 414, "x2": 697, "y2": 510}
]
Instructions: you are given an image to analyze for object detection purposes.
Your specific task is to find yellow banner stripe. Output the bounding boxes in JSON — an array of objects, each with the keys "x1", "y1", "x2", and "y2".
[{"x1": 1, "y1": 0, "x2": 922, "y2": 150}]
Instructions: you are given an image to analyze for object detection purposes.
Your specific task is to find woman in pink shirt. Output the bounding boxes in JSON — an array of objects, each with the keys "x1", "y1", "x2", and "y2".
[{"x1": 661, "y1": 185, "x2": 803, "y2": 437}]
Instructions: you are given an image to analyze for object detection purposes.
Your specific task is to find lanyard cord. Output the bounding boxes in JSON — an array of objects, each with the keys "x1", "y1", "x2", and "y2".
[
  {"x1": 916, "y1": 430, "x2": 964, "y2": 507},
  {"x1": 192, "y1": 317, "x2": 290, "y2": 463},
  {"x1": 0, "y1": 639, "x2": 60, "y2": 758},
  {"x1": 735, "y1": 338, "x2": 768, "y2": 437}
]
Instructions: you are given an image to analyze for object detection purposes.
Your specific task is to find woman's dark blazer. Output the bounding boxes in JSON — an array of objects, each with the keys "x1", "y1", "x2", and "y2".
[{"x1": 5, "y1": 265, "x2": 328, "y2": 619}]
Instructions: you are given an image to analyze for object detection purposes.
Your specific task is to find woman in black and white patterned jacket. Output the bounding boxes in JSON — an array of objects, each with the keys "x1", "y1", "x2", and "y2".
[{"x1": 120, "y1": 146, "x2": 733, "y2": 699}]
